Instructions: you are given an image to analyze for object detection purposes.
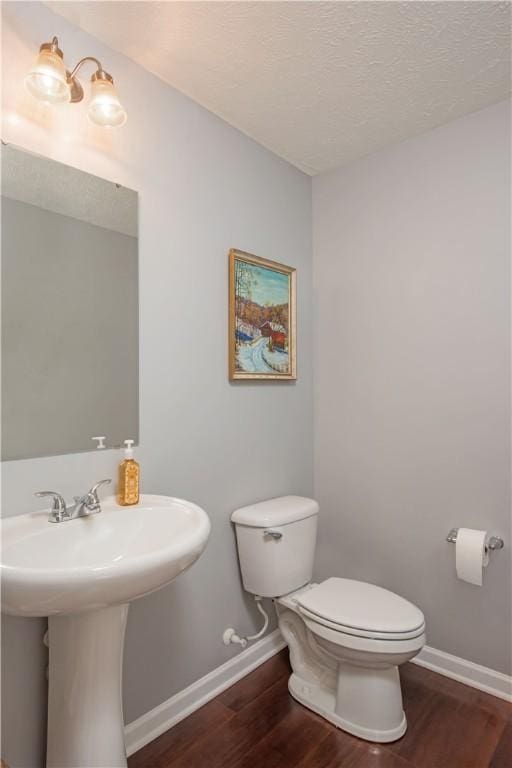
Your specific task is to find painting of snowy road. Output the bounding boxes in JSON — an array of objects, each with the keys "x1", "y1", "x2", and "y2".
[{"x1": 229, "y1": 249, "x2": 296, "y2": 380}]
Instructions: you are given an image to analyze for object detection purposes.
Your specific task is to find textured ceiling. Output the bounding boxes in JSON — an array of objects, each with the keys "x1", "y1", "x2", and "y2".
[
  {"x1": 2, "y1": 144, "x2": 137, "y2": 236},
  {"x1": 47, "y1": 1, "x2": 511, "y2": 175}
]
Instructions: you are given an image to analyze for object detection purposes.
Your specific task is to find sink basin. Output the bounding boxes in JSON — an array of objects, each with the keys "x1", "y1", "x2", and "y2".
[
  {"x1": 1, "y1": 493, "x2": 210, "y2": 768},
  {"x1": 1, "y1": 494, "x2": 211, "y2": 616}
]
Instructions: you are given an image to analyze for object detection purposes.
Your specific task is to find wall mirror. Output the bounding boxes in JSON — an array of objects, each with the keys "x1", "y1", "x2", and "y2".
[{"x1": 1, "y1": 144, "x2": 138, "y2": 460}]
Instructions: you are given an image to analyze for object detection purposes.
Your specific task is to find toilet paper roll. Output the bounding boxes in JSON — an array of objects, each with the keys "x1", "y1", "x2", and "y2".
[{"x1": 455, "y1": 528, "x2": 490, "y2": 586}]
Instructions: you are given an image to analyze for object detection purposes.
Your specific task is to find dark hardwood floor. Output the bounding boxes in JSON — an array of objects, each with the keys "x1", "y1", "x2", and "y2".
[{"x1": 128, "y1": 650, "x2": 512, "y2": 768}]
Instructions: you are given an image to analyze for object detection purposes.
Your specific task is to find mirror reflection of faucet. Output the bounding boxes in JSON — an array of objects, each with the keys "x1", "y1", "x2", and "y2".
[{"x1": 34, "y1": 479, "x2": 111, "y2": 523}]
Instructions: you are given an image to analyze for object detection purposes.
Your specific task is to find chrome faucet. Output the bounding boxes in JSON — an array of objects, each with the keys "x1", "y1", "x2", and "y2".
[{"x1": 35, "y1": 479, "x2": 111, "y2": 523}]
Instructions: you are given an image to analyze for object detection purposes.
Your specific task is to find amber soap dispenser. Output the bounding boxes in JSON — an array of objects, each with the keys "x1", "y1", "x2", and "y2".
[{"x1": 117, "y1": 439, "x2": 140, "y2": 506}]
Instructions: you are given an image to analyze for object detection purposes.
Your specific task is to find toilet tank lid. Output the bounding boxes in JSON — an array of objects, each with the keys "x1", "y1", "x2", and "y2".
[{"x1": 231, "y1": 496, "x2": 319, "y2": 527}]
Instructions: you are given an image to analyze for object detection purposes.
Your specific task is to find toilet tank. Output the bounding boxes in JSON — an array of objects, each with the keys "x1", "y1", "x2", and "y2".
[{"x1": 231, "y1": 496, "x2": 319, "y2": 597}]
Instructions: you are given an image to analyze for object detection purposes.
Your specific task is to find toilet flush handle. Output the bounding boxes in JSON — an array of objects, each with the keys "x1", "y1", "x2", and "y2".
[{"x1": 263, "y1": 529, "x2": 283, "y2": 540}]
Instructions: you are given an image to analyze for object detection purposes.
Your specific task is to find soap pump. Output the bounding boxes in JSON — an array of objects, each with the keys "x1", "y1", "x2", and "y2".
[{"x1": 117, "y1": 439, "x2": 140, "y2": 506}]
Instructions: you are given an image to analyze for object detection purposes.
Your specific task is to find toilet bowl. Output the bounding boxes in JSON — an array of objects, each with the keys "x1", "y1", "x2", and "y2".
[
  {"x1": 278, "y1": 579, "x2": 425, "y2": 741},
  {"x1": 231, "y1": 496, "x2": 426, "y2": 742}
]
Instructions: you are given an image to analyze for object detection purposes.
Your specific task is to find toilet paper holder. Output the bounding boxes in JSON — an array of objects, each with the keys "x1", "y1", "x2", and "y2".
[{"x1": 446, "y1": 528, "x2": 504, "y2": 551}]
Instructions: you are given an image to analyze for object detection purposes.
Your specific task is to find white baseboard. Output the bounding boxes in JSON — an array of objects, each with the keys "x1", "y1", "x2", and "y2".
[
  {"x1": 412, "y1": 644, "x2": 512, "y2": 702},
  {"x1": 124, "y1": 629, "x2": 286, "y2": 756},
  {"x1": 125, "y1": 633, "x2": 511, "y2": 757}
]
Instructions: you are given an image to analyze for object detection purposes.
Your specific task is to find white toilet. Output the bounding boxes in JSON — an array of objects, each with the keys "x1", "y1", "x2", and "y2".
[{"x1": 231, "y1": 496, "x2": 426, "y2": 743}]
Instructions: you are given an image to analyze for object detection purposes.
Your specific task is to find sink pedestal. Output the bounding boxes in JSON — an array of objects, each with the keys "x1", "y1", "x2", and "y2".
[{"x1": 47, "y1": 604, "x2": 129, "y2": 768}]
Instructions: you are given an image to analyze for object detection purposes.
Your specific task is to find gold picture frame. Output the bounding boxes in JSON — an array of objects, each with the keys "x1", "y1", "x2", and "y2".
[{"x1": 229, "y1": 248, "x2": 296, "y2": 380}]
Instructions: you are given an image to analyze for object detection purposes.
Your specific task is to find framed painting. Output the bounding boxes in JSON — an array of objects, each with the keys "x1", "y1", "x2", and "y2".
[{"x1": 229, "y1": 249, "x2": 296, "y2": 380}]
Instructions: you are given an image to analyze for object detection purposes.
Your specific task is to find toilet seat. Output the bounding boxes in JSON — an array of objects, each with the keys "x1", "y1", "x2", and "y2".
[
  {"x1": 296, "y1": 577, "x2": 425, "y2": 641},
  {"x1": 301, "y1": 614, "x2": 426, "y2": 655},
  {"x1": 299, "y1": 607, "x2": 425, "y2": 641}
]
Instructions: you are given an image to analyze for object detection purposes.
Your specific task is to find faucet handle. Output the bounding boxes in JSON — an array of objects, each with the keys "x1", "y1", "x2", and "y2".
[
  {"x1": 87, "y1": 479, "x2": 112, "y2": 504},
  {"x1": 34, "y1": 491, "x2": 68, "y2": 522}
]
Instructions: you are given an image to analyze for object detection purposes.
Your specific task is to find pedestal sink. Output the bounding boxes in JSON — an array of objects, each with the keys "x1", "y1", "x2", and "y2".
[{"x1": 1, "y1": 494, "x2": 211, "y2": 768}]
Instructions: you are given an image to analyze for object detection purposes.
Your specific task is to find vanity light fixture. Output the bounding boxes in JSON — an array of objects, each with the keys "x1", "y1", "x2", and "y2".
[{"x1": 25, "y1": 36, "x2": 127, "y2": 128}]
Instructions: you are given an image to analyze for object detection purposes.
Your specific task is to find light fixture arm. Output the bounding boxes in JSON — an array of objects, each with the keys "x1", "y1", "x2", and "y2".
[
  {"x1": 67, "y1": 56, "x2": 113, "y2": 104},
  {"x1": 68, "y1": 56, "x2": 104, "y2": 82}
]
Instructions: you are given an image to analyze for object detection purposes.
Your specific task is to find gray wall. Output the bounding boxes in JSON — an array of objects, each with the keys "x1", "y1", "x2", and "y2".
[
  {"x1": 2, "y1": 197, "x2": 138, "y2": 460},
  {"x1": 1, "y1": 4, "x2": 313, "y2": 767},
  {"x1": 313, "y1": 99, "x2": 511, "y2": 675}
]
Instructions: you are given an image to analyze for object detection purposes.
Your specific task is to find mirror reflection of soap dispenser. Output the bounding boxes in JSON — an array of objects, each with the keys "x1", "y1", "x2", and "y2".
[{"x1": 117, "y1": 439, "x2": 140, "y2": 506}]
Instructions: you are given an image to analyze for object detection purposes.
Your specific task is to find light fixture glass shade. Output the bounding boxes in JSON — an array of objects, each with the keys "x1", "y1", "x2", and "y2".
[
  {"x1": 87, "y1": 76, "x2": 127, "y2": 128},
  {"x1": 25, "y1": 48, "x2": 70, "y2": 104}
]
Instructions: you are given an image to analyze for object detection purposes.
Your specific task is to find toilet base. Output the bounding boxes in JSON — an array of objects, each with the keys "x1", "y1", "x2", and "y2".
[{"x1": 288, "y1": 672, "x2": 407, "y2": 743}]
